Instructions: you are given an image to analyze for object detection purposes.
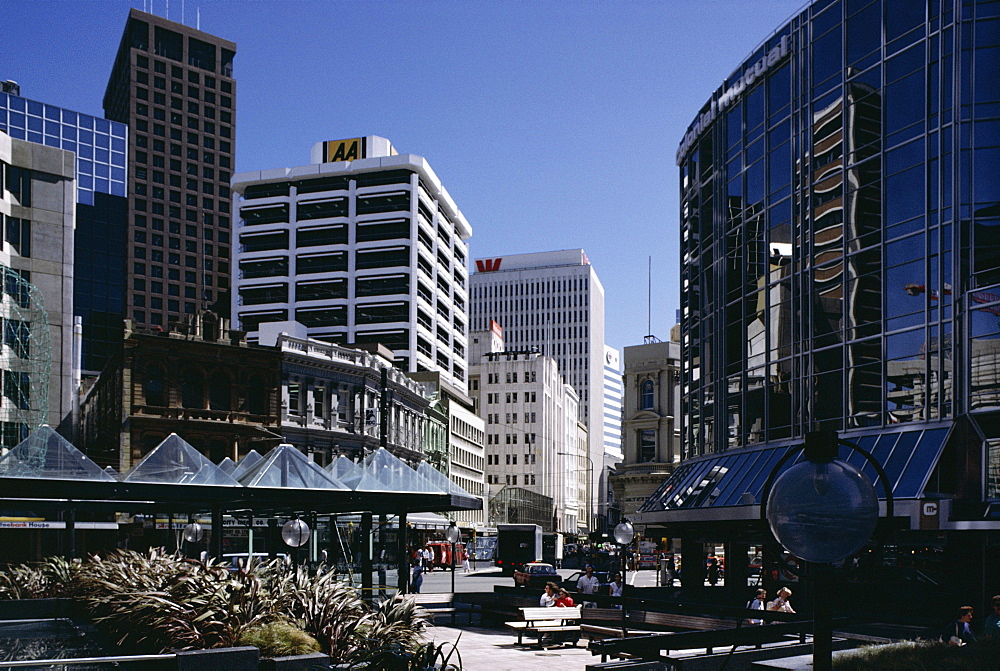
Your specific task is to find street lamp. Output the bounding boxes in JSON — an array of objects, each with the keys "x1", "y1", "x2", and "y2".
[
  {"x1": 613, "y1": 519, "x2": 635, "y2": 638},
  {"x1": 282, "y1": 517, "x2": 310, "y2": 566},
  {"x1": 445, "y1": 522, "x2": 461, "y2": 594},
  {"x1": 761, "y1": 430, "x2": 893, "y2": 671},
  {"x1": 558, "y1": 451, "x2": 594, "y2": 533}
]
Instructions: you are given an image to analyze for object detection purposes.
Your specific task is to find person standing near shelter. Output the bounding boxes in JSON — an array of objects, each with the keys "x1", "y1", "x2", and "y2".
[
  {"x1": 746, "y1": 588, "x2": 767, "y2": 625},
  {"x1": 609, "y1": 572, "x2": 624, "y2": 609},
  {"x1": 461, "y1": 545, "x2": 471, "y2": 573},
  {"x1": 768, "y1": 587, "x2": 795, "y2": 613},
  {"x1": 410, "y1": 561, "x2": 424, "y2": 594},
  {"x1": 577, "y1": 564, "x2": 601, "y2": 608}
]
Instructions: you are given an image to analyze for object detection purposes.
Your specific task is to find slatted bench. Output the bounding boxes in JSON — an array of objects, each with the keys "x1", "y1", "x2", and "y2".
[
  {"x1": 505, "y1": 606, "x2": 583, "y2": 647},
  {"x1": 394, "y1": 592, "x2": 479, "y2": 625},
  {"x1": 481, "y1": 594, "x2": 539, "y2": 625},
  {"x1": 633, "y1": 610, "x2": 737, "y2": 632}
]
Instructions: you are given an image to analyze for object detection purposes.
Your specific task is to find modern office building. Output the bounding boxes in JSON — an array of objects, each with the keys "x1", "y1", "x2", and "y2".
[
  {"x1": 104, "y1": 9, "x2": 236, "y2": 331},
  {"x1": 603, "y1": 345, "x2": 623, "y2": 458},
  {"x1": 468, "y1": 328, "x2": 586, "y2": 533},
  {"x1": 636, "y1": 0, "x2": 1000, "y2": 605},
  {"x1": 470, "y1": 249, "x2": 607, "y2": 524},
  {"x1": 231, "y1": 136, "x2": 472, "y2": 391},
  {"x1": 0, "y1": 130, "x2": 76, "y2": 442},
  {"x1": 610, "y1": 336, "x2": 681, "y2": 518},
  {"x1": 0, "y1": 88, "x2": 129, "y2": 374}
]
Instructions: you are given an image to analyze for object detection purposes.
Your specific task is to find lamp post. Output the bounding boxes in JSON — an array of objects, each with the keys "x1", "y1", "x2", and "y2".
[
  {"x1": 445, "y1": 521, "x2": 461, "y2": 594},
  {"x1": 613, "y1": 520, "x2": 635, "y2": 638},
  {"x1": 761, "y1": 430, "x2": 894, "y2": 671},
  {"x1": 282, "y1": 517, "x2": 311, "y2": 566},
  {"x1": 558, "y1": 451, "x2": 594, "y2": 533}
]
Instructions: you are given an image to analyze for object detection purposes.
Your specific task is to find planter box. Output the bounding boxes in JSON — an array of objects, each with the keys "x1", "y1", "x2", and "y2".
[
  {"x1": 0, "y1": 597, "x2": 83, "y2": 620},
  {"x1": 258, "y1": 651, "x2": 332, "y2": 670},
  {"x1": 175, "y1": 646, "x2": 259, "y2": 670}
]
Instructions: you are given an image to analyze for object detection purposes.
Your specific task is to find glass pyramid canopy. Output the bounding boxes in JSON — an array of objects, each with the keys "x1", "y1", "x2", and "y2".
[
  {"x1": 237, "y1": 444, "x2": 348, "y2": 490},
  {"x1": 352, "y1": 448, "x2": 443, "y2": 493},
  {"x1": 0, "y1": 425, "x2": 114, "y2": 481},
  {"x1": 103, "y1": 465, "x2": 121, "y2": 480},
  {"x1": 230, "y1": 450, "x2": 264, "y2": 480},
  {"x1": 326, "y1": 455, "x2": 361, "y2": 488},
  {"x1": 122, "y1": 433, "x2": 240, "y2": 485},
  {"x1": 218, "y1": 457, "x2": 236, "y2": 475},
  {"x1": 417, "y1": 461, "x2": 475, "y2": 497}
]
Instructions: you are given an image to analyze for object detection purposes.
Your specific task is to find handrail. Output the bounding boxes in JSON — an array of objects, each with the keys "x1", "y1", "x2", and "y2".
[{"x1": 0, "y1": 653, "x2": 176, "y2": 667}]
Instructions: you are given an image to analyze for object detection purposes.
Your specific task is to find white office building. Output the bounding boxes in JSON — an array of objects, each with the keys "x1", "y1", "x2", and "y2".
[
  {"x1": 603, "y1": 345, "x2": 623, "y2": 459},
  {"x1": 468, "y1": 331, "x2": 585, "y2": 534},
  {"x1": 231, "y1": 136, "x2": 471, "y2": 390},
  {"x1": 470, "y1": 249, "x2": 606, "y2": 523}
]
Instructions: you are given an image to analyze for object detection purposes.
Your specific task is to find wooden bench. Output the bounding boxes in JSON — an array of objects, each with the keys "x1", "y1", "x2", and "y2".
[
  {"x1": 395, "y1": 592, "x2": 479, "y2": 625},
  {"x1": 505, "y1": 606, "x2": 583, "y2": 647},
  {"x1": 480, "y1": 594, "x2": 539, "y2": 625},
  {"x1": 633, "y1": 610, "x2": 736, "y2": 632}
]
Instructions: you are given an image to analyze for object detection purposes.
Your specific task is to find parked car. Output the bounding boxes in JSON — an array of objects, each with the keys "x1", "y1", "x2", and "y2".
[
  {"x1": 513, "y1": 562, "x2": 562, "y2": 589},
  {"x1": 559, "y1": 569, "x2": 612, "y2": 594}
]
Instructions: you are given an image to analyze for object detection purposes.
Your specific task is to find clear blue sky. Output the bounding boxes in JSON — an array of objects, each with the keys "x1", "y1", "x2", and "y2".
[{"x1": 1, "y1": 0, "x2": 803, "y2": 353}]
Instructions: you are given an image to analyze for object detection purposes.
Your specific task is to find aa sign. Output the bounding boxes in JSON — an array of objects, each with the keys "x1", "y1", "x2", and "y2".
[{"x1": 324, "y1": 138, "x2": 366, "y2": 162}]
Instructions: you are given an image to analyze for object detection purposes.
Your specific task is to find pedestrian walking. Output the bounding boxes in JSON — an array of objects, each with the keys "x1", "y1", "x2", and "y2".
[
  {"x1": 410, "y1": 562, "x2": 424, "y2": 594},
  {"x1": 577, "y1": 564, "x2": 601, "y2": 608},
  {"x1": 461, "y1": 546, "x2": 471, "y2": 574}
]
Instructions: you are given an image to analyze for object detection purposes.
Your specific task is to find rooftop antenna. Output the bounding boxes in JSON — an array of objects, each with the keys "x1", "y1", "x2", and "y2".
[
  {"x1": 182, "y1": 0, "x2": 185, "y2": 24},
  {"x1": 197, "y1": 4, "x2": 200, "y2": 30},
  {"x1": 645, "y1": 256, "x2": 660, "y2": 344}
]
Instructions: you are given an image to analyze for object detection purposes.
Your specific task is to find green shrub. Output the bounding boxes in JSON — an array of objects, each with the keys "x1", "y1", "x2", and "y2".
[
  {"x1": 833, "y1": 637, "x2": 1000, "y2": 670},
  {"x1": 236, "y1": 621, "x2": 321, "y2": 657}
]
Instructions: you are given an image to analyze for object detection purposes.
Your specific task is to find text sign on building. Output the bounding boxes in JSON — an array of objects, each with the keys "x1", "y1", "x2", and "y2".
[
  {"x1": 475, "y1": 258, "x2": 503, "y2": 272},
  {"x1": 324, "y1": 138, "x2": 367, "y2": 163}
]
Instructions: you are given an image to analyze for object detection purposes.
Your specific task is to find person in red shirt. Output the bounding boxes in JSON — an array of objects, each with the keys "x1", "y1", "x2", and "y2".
[{"x1": 555, "y1": 588, "x2": 575, "y2": 607}]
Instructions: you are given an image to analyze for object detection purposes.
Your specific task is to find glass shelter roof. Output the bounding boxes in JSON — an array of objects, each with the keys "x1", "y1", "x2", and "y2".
[{"x1": 0, "y1": 426, "x2": 114, "y2": 482}]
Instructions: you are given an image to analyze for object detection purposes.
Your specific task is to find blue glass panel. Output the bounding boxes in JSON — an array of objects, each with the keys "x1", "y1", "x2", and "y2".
[
  {"x1": 62, "y1": 125, "x2": 76, "y2": 140},
  {"x1": 43, "y1": 104, "x2": 59, "y2": 120},
  {"x1": 111, "y1": 123, "x2": 125, "y2": 138},
  {"x1": 722, "y1": 450, "x2": 773, "y2": 506},
  {"x1": 111, "y1": 151, "x2": 125, "y2": 167},
  {"x1": 78, "y1": 144, "x2": 93, "y2": 160},
  {"x1": 77, "y1": 188, "x2": 93, "y2": 206},
  {"x1": 680, "y1": 457, "x2": 729, "y2": 507},
  {"x1": 9, "y1": 111, "x2": 25, "y2": 128},
  {"x1": 844, "y1": 434, "x2": 878, "y2": 469},
  {"x1": 711, "y1": 451, "x2": 755, "y2": 506},
  {"x1": 44, "y1": 119, "x2": 61, "y2": 135},
  {"x1": 747, "y1": 447, "x2": 793, "y2": 501},
  {"x1": 111, "y1": 137, "x2": 125, "y2": 152},
  {"x1": 94, "y1": 162, "x2": 109, "y2": 178},
  {"x1": 27, "y1": 100, "x2": 42, "y2": 116},
  {"x1": 8, "y1": 95, "x2": 25, "y2": 112},
  {"x1": 111, "y1": 167, "x2": 125, "y2": 182},
  {"x1": 27, "y1": 131, "x2": 42, "y2": 143},
  {"x1": 111, "y1": 181, "x2": 125, "y2": 197},
  {"x1": 78, "y1": 114, "x2": 94, "y2": 130},
  {"x1": 668, "y1": 458, "x2": 719, "y2": 508},
  {"x1": 62, "y1": 109, "x2": 77, "y2": 125},
  {"x1": 896, "y1": 427, "x2": 949, "y2": 498},
  {"x1": 0, "y1": 92, "x2": 6, "y2": 108},
  {"x1": 95, "y1": 118, "x2": 110, "y2": 134},
  {"x1": 27, "y1": 116, "x2": 42, "y2": 132},
  {"x1": 95, "y1": 148, "x2": 109, "y2": 164},
  {"x1": 861, "y1": 433, "x2": 901, "y2": 485},
  {"x1": 882, "y1": 431, "x2": 920, "y2": 492},
  {"x1": 77, "y1": 174, "x2": 93, "y2": 189},
  {"x1": 77, "y1": 158, "x2": 92, "y2": 175},
  {"x1": 95, "y1": 133, "x2": 109, "y2": 149},
  {"x1": 79, "y1": 129, "x2": 93, "y2": 145},
  {"x1": 44, "y1": 135, "x2": 59, "y2": 148},
  {"x1": 95, "y1": 178, "x2": 109, "y2": 194},
  {"x1": 642, "y1": 463, "x2": 690, "y2": 511}
]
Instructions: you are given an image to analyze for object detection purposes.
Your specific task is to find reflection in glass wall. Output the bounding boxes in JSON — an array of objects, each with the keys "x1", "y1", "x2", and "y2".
[{"x1": 677, "y1": 1, "x2": 1000, "y2": 469}]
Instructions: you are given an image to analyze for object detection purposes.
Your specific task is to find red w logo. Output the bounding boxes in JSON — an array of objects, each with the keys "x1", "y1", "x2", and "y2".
[{"x1": 475, "y1": 258, "x2": 503, "y2": 272}]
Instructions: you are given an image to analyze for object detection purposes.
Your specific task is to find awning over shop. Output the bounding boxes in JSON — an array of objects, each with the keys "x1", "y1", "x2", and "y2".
[{"x1": 635, "y1": 424, "x2": 952, "y2": 520}]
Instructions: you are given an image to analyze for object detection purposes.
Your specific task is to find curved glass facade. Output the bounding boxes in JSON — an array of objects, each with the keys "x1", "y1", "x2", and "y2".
[{"x1": 677, "y1": 0, "x2": 1000, "y2": 496}]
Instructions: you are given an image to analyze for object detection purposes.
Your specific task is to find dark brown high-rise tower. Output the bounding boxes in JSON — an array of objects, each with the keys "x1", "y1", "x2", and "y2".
[{"x1": 104, "y1": 9, "x2": 235, "y2": 329}]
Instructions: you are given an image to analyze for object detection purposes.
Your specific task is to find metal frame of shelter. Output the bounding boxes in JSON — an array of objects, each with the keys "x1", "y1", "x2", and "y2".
[{"x1": 0, "y1": 428, "x2": 481, "y2": 595}]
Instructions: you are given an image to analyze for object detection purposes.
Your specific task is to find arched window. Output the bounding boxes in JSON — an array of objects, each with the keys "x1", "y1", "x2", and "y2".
[
  {"x1": 181, "y1": 368, "x2": 205, "y2": 408},
  {"x1": 209, "y1": 372, "x2": 231, "y2": 411},
  {"x1": 145, "y1": 365, "x2": 166, "y2": 407},
  {"x1": 641, "y1": 380, "x2": 655, "y2": 410}
]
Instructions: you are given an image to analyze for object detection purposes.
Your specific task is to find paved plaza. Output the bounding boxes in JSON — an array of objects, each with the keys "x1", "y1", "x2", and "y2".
[{"x1": 427, "y1": 624, "x2": 601, "y2": 670}]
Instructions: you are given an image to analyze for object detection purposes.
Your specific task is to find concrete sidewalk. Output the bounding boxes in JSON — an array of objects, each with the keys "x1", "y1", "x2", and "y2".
[{"x1": 427, "y1": 624, "x2": 601, "y2": 670}]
